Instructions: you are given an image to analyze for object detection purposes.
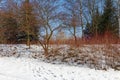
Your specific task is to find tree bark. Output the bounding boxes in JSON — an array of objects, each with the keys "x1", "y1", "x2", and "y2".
[{"x1": 118, "y1": 0, "x2": 120, "y2": 38}]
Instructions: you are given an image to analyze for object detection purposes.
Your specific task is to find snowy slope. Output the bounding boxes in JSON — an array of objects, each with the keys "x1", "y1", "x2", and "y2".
[{"x1": 0, "y1": 57, "x2": 120, "y2": 80}]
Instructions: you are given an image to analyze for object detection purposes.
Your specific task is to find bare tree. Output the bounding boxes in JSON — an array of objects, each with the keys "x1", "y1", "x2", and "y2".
[
  {"x1": 62, "y1": 0, "x2": 83, "y2": 44},
  {"x1": 19, "y1": 0, "x2": 39, "y2": 48},
  {"x1": 34, "y1": 0, "x2": 61, "y2": 56},
  {"x1": 118, "y1": 0, "x2": 120, "y2": 37},
  {"x1": 79, "y1": 0, "x2": 84, "y2": 38}
]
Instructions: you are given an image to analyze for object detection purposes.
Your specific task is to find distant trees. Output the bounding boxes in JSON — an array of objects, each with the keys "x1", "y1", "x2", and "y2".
[
  {"x1": 85, "y1": 8, "x2": 101, "y2": 37},
  {"x1": 0, "y1": 0, "x2": 19, "y2": 43},
  {"x1": 83, "y1": 0, "x2": 102, "y2": 38},
  {"x1": 19, "y1": 0, "x2": 39, "y2": 48},
  {"x1": 0, "y1": 0, "x2": 119, "y2": 46},
  {"x1": 0, "y1": 0, "x2": 39, "y2": 45},
  {"x1": 62, "y1": 0, "x2": 83, "y2": 44},
  {"x1": 98, "y1": 0, "x2": 118, "y2": 35},
  {"x1": 2, "y1": 12, "x2": 18, "y2": 43},
  {"x1": 84, "y1": 0, "x2": 119, "y2": 38}
]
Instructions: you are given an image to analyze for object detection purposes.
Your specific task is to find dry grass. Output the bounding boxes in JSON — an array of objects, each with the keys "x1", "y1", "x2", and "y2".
[
  {"x1": 49, "y1": 32, "x2": 120, "y2": 46},
  {"x1": 48, "y1": 33, "x2": 120, "y2": 70}
]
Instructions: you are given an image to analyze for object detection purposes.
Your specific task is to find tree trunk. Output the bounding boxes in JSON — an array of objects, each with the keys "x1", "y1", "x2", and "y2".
[
  {"x1": 73, "y1": 26, "x2": 77, "y2": 44},
  {"x1": 27, "y1": 31, "x2": 30, "y2": 49},
  {"x1": 118, "y1": 16, "x2": 120, "y2": 38},
  {"x1": 80, "y1": 0, "x2": 83, "y2": 39},
  {"x1": 118, "y1": 0, "x2": 120, "y2": 38},
  {"x1": 74, "y1": 35, "x2": 77, "y2": 44},
  {"x1": 44, "y1": 47, "x2": 49, "y2": 57}
]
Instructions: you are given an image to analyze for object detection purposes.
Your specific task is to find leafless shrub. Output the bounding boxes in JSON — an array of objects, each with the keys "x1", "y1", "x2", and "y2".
[{"x1": 43, "y1": 44, "x2": 120, "y2": 70}]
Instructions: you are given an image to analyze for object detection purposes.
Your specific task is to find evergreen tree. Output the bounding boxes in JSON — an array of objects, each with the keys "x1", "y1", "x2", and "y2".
[
  {"x1": 84, "y1": 0, "x2": 119, "y2": 37},
  {"x1": 98, "y1": 0, "x2": 118, "y2": 36}
]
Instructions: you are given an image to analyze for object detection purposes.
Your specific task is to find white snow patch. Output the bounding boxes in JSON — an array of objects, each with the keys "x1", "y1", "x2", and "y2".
[{"x1": 0, "y1": 57, "x2": 120, "y2": 80}]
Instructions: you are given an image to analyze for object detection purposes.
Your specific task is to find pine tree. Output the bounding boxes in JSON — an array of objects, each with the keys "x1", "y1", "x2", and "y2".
[
  {"x1": 98, "y1": 0, "x2": 118, "y2": 36},
  {"x1": 85, "y1": 0, "x2": 119, "y2": 37}
]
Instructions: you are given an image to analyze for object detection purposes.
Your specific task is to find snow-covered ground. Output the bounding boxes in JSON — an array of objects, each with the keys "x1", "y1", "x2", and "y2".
[
  {"x1": 0, "y1": 57, "x2": 120, "y2": 80},
  {"x1": 0, "y1": 44, "x2": 120, "y2": 80}
]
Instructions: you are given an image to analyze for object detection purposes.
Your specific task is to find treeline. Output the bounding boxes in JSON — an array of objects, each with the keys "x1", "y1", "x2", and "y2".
[
  {"x1": 0, "y1": 0, "x2": 119, "y2": 45},
  {"x1": 84, "y1": 0, "x2": 119, "y2": 38},
  {"x1": 0, "y1": 0, "x2": 39, "y2": 45}
]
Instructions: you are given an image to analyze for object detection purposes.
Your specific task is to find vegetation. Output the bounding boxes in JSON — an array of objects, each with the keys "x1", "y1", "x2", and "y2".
[
  {"x1": 0, "y1": 0, "x2": 120, "y2": 53},
  {"x1": 19, "y1": 0, "x2": 39, "y2": 48}
]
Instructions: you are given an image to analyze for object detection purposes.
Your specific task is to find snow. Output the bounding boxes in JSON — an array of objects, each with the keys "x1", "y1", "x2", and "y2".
[
  {"x1": 0, "y1": 44, "x2": 120, "y2": 80},
  {"x1": 0, "y1": 57, "x2": 120, "y2": 80},
  {"x1": 0, "y1": 44, "x2": 43, "y2": 58}
]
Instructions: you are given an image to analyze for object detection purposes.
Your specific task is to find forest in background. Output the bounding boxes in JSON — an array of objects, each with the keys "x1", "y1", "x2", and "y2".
[{"x1": 0, "y1": 0, "x2": 120, "y2": 46}]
